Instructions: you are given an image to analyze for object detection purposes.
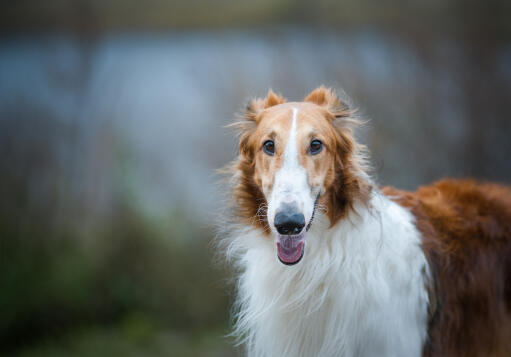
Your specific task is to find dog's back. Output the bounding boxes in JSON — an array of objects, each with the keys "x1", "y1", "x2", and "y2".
[{"x1": 384, "y1": 179, "x2": 511, "y2": 356}]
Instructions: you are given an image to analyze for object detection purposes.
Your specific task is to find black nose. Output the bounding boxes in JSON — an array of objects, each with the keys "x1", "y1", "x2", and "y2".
[{"x1": 274, "y1": 210, "x2": 305, "y2": 235}]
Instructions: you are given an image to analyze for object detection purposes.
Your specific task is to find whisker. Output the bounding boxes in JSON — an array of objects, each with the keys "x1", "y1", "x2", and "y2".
[{"x1": 316, "y1": 203, "x2": 328, "y2": 214}]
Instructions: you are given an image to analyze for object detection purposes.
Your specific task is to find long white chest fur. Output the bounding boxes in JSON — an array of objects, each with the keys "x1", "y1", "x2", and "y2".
[{"x1": 227, "y1": 193, "x2": 430, "y2": 357}]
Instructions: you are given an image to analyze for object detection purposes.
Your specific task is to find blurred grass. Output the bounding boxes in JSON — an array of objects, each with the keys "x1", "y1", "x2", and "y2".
[
  {"x1": 0, "y1": 202, "x2": 236, "y2": 355},
  {"x1": 14, "y1": 314, "x2": 234, "y2": 357},
  {"x1": 0, "y1": 201, "x2": 236, "y2": 356},
  {"x1": 14, "y1": 318, "x2": 234, "y2": 357}
]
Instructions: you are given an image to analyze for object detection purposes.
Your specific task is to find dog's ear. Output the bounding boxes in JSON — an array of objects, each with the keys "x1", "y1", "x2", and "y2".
[
  {"x1": 230, "y1": 90, "x2": 285, "y2": 160},
  {"x1": 246, "y1": 89, "x2": 286, "y2": 122},
  {"x1": 304, "y1": 86, "x2": 351, "y2": 119},
  {"x1": 306, "y1": 87, "x2": 370, "y2": 226}
]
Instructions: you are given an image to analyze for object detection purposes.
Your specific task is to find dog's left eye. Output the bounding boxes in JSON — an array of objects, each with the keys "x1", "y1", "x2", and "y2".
[
  {"x1": 263, "y1": 140, "x2": 275, "y2": 155},
  {"x1": 309, "y1": 140, "x2": 323, "y2": 155}
]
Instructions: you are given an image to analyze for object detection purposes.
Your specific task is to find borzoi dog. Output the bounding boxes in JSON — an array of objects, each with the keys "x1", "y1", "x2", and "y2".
[{"x1": 220, "y1": 87, "x2": 511, "y2": 357}]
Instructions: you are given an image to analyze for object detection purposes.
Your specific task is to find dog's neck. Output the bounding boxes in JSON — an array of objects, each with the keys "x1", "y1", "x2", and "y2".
[{"x1": 228, "y1": 190, "x2": 430, "y2": 357}]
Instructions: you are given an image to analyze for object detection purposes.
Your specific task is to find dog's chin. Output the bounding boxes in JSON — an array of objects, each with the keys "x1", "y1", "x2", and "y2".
[{"x1": 276, "y1": 231, "x2": 306, "y2": 266}]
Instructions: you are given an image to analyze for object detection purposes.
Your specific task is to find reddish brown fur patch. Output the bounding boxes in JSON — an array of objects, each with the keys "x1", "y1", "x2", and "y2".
[
  {"x1": 304, "y1": 86, "x2": 351, "y2": 118},
  {"x1": 304, "y1": 86, "x2": 371, "y2": 226},
  {"x1": 323, "y1": 121, "x2": 371, "y2": 226},
  {"x1": 227, "y1": 90, "x2": 287, "y2": 231},
  {"x1": 383, "y1": 180, "x2": 511, "y2": 357}
]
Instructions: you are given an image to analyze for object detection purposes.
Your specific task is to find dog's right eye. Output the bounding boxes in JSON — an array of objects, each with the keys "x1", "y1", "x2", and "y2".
[{"x1": 263, "y1": 140, "x2": 275, "y2": 155}]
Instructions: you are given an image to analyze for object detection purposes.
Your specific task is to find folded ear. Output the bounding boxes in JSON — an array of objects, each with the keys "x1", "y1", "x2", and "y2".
[
  {"x1": 306, "y1": 87, "x2": 370, "y2": 226},
  {"x1": 304, "y1": 86, "x2": 351, "y2": 119},
  {"x1": 228, "y1": 90, "x2": 286, "y2": 160},
  {"x1": 246, "y1": 89, "x2": 286, "y2": 122}
]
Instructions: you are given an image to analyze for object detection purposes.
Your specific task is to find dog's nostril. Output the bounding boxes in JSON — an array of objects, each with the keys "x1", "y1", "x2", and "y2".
[
  {"x1": 274, "y1": 211, "x2": 305, "y2": 235},
  {"x1": 279, "y1": 226, "x2": 290, "y2": 235}
]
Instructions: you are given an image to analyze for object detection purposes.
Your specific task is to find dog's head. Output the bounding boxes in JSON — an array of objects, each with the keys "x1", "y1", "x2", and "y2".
[{"x1": 230, "y1": 87, "x2": 370, "y2": 265}]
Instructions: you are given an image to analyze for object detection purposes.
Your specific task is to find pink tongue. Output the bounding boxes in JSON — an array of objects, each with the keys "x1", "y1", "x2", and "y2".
[{"x1": 277, "y1": 241, "x2": 304, "y2": 264}]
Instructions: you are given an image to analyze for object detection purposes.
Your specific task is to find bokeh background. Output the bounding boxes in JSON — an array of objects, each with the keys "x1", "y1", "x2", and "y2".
[{"x1": 1, "y1": 1, "x2": 510, "y2": 356}]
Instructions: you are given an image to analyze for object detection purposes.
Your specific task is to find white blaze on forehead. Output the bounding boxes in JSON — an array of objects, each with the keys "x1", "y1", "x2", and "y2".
[
  {"x1": 267, "y1": 107, "x2": 315, "y2": 231},
  {"x1": 283, "y1": 107, "x2": 300, "y2": 171},
  {"x1": 277, "y1": 107, "x2": 305, "y2": 197}
]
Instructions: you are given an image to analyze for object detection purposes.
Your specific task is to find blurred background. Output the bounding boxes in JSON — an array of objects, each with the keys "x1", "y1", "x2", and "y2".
[{"x1": 1, "y1": 1, "x2": 510, "y2": 356}]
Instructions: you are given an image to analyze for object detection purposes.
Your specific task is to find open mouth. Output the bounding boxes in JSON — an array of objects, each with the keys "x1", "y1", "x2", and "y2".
[
  {"x1": 277, "y1": 233, "x2": 305, "y2": 265},
  {"x1": 275, "y1": 194, "x2": 319, "y2": 265}
]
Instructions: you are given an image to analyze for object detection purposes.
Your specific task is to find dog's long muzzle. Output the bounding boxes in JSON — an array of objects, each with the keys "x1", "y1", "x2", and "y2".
[{"x1": 274, "y1": 194, "x2": 319, "y2": 265}]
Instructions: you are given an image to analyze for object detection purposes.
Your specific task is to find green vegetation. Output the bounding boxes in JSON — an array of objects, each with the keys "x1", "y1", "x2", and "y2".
[{"x1": 0, "y1": 200, "x2": 236, "y2": 355}]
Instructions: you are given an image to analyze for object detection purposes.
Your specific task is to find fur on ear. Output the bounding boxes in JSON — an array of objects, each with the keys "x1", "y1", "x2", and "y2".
[
  {"x1": 229, "y1": 89, "x2": 286, "y2": 159},
  {"x1": 246, "y1": 89, "x2": 286, "y2": 121},
  {"x1": 304, "y1": 86, "x2": 352, "y2": 119},
  {"x1": 305, "y1": 86, "x2": 371, "y2": 225},
  {"x1": 223, "y1": 90, "x2": 285, "y2": 229}
]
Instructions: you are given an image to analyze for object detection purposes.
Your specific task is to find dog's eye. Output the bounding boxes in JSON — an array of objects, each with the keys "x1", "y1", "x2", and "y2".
[
  {"x1": 309, "y1": 140, "x2": 323, "y2": 155},
  {"x1": 263, "y1": 140, "x2": 275, "y2": 155}
]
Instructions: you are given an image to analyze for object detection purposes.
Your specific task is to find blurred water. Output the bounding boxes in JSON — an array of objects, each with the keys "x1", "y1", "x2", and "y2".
[{"x1": 1, "y1": 28, "x2": 510, "y2": 226}]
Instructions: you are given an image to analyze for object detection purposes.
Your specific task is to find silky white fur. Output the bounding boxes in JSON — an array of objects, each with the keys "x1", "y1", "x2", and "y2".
[{"x1": 224, "y1": 192, "x2": 430, "y2": 357}]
